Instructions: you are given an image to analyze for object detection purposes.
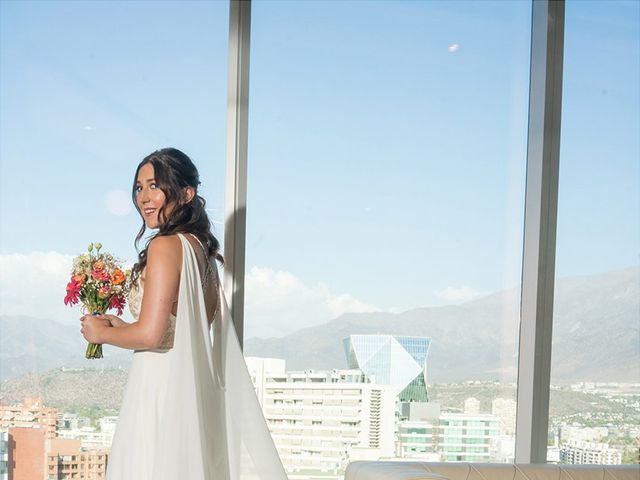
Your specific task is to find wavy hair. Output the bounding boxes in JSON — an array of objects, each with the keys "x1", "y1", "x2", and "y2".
[{"x1": 130, "y1": 148, "x2": 223, "y2": 287}]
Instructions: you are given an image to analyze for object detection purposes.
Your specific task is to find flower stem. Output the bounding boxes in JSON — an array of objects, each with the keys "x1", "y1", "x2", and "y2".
[
  {"x1": 85, "y1": 342, "x2": 103, "y2": 359},
  {"x1": 84, "y1": 308, "x2": 105, "y2": 359}
]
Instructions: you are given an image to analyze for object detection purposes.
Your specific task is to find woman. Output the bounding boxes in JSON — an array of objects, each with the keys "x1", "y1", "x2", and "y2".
[{"x1": 80, "y1": 148, "x2": 287, "y2": 480}]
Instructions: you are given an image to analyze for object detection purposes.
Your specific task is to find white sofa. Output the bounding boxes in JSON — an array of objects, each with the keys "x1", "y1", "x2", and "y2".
[{"x1": 344, "y1": 461, "x2": 640, "y2": 480}]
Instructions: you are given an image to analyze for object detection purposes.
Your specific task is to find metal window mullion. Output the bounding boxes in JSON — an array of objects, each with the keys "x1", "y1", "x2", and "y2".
[
  {"x1": 515, "y1": 0, "x2": 565, "y2": 464},
  {"x1": 224, "y1": 0, "x2": 251, "y2": 349}
]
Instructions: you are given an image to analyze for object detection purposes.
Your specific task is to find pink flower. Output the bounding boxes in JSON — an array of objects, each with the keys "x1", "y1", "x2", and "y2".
[
  {"x1": 64, "y1": 279, "x2": 81, "y2": 306},
  {"x1": 91, "y1": 269, "x2": 111, "y2": 282}
]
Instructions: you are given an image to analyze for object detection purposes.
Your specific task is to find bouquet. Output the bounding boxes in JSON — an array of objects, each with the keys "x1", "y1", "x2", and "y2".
[{"x1": 64, "y1": 242, "x2": 132, "y2": 359}]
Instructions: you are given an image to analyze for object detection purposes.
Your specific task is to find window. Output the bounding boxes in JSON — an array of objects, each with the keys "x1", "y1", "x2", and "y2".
[
  {"x1": 548, "y1": 0, "x2": 639, "y2": 465},
  {"x1": 0, "y1": 0, "x2": 228, "y2": 468},
  {"x1": 245, "y1": 1, "x2": 531, "y2": 475}
]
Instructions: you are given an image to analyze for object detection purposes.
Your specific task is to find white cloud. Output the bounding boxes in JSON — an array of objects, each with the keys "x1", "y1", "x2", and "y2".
[
  {"x1": 323, "y1": 287, "x2": 379, "y2": 317},
  {"x1": 432, "y1": 285, "x2": 480, "y2": 303},
  {"x1": 0, "y1": 251, "x2": 138, "y2": 325},
  {"x1": 448, "y1": 43, "x2": 460, "y2": 53},
  {"x1": 0, "y1": 251, "x2": 80, "y2": 324},
  {"x1": 105, "y1": 189, "x2": 132, "y2": 216},
  {"x1": 244, "y1": 266, "x2": 381, "y2": 338}
]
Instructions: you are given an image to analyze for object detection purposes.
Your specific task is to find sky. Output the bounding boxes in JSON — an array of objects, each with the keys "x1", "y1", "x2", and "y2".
[{"x1": 0, "y1": 0, "x2": 638, "y2": 339}]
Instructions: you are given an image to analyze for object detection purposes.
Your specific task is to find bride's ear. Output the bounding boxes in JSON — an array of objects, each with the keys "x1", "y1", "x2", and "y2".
[{"x1": 183, "y1": 186, "x2": 196, "y2": 204}]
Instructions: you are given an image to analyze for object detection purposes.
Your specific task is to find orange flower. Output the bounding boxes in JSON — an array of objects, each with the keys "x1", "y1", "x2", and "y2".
[
  {"x1": 93, "y1": 260, "x2": 105, "y2": 271},
  {"x1": 72, "y1": 274, "x2": 87, "y2": 286},
  {"x1": 112, "y1": 269, "x2": 125, "y2": 285}
]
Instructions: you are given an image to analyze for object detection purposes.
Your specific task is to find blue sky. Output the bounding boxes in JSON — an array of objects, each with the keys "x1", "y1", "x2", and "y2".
[{"x1": 0, "y1": 0, "x2": 638, "y2": 337}]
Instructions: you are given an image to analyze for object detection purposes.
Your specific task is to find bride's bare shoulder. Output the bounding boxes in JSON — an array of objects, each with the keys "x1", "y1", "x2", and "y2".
[
  {"x1": 147, "y1": 235, "x2": 182, "y2": 269},
  {"x1": 140, "y1": 235, "x2": 183, "y2": 283}
]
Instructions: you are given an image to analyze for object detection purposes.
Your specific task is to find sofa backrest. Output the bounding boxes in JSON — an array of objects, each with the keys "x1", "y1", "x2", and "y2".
[
  {"x1": 344, "y1": 461, "x2": 640, "y2": 480},
  {"x1": 419, "y1": 463, "x2": 639, "y2": 480}
]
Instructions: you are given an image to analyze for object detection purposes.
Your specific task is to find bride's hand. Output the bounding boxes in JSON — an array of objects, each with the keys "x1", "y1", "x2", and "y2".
[
  {"x1": 80, "y1": 315, "x2": 111, "y2": 343},
  {"x1": 97, "y1": 314, "x2": 128, "y2": 328}
]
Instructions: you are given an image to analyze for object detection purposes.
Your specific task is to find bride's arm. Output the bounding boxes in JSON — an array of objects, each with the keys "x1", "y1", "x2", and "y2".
[
  {"x1": 97, "y1": 236, "x2": 181, "y2": 350},
  {"x1": 96, "y1": 314, "x2": 128, "y2": 327}
]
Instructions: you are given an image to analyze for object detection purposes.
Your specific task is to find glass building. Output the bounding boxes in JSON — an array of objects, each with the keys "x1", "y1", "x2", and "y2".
[{"x1": 343, "y1": 334, "x2": 431, "y2": 402}]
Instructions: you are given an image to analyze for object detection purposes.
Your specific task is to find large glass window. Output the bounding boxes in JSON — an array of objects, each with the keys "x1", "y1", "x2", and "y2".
[
  {"x1": 0, "y1": 0, "x2": 228, "y2": 468},
  {"x1": 548, "y1": 0, "x2": 640, "y2": 466},
  {"x1": 245, "y1": 1, "x2": 531, "y2": 477}
]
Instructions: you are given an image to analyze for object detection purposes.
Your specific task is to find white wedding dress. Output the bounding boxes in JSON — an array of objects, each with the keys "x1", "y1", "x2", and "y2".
[{"x1": 106, "y1": 232, "x2": 287, "y2": 480}]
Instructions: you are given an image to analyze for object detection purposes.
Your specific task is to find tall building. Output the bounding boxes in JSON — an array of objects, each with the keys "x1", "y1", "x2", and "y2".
[
  {"x1": 245, "y1": 358, "x2": 397, "y2": 479},
  {"x1": 8, "y1": 427, "x2": 47, "y2": 480},
  {"x1": 343, "y1": 335, "x2": 431, "y2": 402}
]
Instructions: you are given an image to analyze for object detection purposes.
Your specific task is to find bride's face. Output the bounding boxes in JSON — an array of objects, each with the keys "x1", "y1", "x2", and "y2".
[{"x1": 135, "y1": 163, "x2": 176, "y2": 229}]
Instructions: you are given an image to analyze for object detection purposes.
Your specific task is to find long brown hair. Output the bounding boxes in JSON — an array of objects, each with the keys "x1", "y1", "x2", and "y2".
[{"x1": 130, "y1": 148, "x2": 223, "y2": 286}]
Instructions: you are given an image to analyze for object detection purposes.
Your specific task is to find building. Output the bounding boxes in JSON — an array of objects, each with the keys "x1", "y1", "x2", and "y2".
[
  {"x1": 55, "y1": 415, "x2": 118, "y2": 450},
  {"x1": 0, "y1": 397, "x2": 58, "y2": 439},
  {"x1": 46, "y1": 438, "x2": 109, "y2": 479},
  {"x1": 397, "y1": 402, "x2": 441, "y2": 460},
  {"x1": 245, "y1": 357, "x2": 287, "y2": 407},
  {"x1": 7, "y1": 426, "x2": 110, "y2": 480},
  {"x1": 439, "y1": 413, "x2": 501, "y2": 462},
  {"x1": 559, "y1": 440, "x2": 622, "y2": 465},
  {"x1": 397, "y1": 402, "x2": 502, "y2": 462},
  {"x1": 491, "y1": 398, "x2": 517, "y2": 436},
  {"x1": 58, "y1": 413, "x2": 92, "y2": 431},
  {"x1": 56, "y1": 427, "x2": 114, "y2": 450},
  {"x1": 8, "y1": 427, "x2": 47, "y2": 480},
  {"x1": 558, "y1": 426, "x2": 609, "y2": 445},
  {"x1": 0, "y1": 430, "x2": 9, "y2": 480},
  {"x1": 245, "y1": 358, "x2": 397, "y2": 479},
  {"x1": 343, "y1": 335, "x2": 431, "y2": 402}
]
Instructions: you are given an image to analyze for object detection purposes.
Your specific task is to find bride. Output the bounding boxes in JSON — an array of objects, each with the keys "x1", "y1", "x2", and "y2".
[{"x1": 80, "y1": 148, "x2": 287, "y2": 479}]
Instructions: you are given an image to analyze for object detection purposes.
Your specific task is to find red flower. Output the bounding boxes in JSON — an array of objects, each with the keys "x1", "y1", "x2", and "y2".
[
  {"x1": 64, "y1": 279, "x2": 81, "y2": 306},
  {"x1": 110, "y1": 295, "x2": 125, "y2": 316}
]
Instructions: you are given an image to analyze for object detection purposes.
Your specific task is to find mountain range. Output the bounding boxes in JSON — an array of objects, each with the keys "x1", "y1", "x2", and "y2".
[
  {"x1": 1, "y1": 267, "x2": 638, "y2": 383},
  {"x1": 244, "y1": 267, "x2": 639, "y2": 383}
]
